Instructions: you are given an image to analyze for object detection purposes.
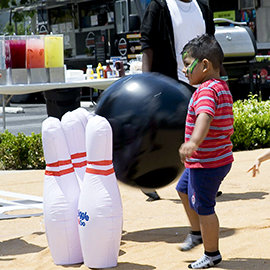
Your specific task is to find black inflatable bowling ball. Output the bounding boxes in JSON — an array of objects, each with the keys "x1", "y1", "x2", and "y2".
[{"x1": 95, "y1": 73, "x2": 192, "y2": 189}]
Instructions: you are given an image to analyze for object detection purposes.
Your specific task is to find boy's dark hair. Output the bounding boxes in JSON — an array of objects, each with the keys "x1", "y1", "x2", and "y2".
[{"x1": 181, "y1": 34, "x2": 224, "y2": 69}]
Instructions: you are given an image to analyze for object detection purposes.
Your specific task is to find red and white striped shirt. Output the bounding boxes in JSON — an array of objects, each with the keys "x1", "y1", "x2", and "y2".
[{"x1": 185, "y1": 79, "x2": 234, "y2": 168}]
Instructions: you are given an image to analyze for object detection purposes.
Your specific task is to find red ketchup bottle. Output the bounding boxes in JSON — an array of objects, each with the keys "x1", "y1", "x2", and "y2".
[{"x1": 104, "y1": 60, "x2": 112, "y2": 78}]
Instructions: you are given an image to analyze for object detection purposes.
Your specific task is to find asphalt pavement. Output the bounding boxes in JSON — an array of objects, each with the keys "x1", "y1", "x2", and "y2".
[{"x1": 0, "y1": 101, "x2": 95, "y2": 136}]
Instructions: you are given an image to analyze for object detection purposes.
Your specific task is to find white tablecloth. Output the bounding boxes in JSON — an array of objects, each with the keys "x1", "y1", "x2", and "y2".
[{"x1": 0, "y1": 78, "x2": 119, "y2": 95}]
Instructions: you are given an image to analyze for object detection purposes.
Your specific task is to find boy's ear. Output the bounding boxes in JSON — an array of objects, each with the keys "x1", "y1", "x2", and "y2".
[{"x1": 202, "y1": 59, "x2": 210, "y2": 72}]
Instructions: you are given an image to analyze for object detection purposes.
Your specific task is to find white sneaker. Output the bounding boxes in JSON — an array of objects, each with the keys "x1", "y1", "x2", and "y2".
[
  {"x1": 188, "y1": 254, "x2": 222, "y2": 269},
  {"x1": 179, "y1": 233, "x2": 202, "y2": 251}
]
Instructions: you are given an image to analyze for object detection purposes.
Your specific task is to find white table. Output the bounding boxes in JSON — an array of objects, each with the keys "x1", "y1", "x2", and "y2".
[{"x1": 0, "y1": 78, "x2": 119, "y2": 130}]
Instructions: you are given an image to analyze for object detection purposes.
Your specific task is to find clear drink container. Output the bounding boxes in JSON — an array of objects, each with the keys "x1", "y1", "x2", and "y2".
[
  {"x1": 44, "y1": 34, "x2": 64, "y2": 68},
  {"x1": 44, "y1": 34, "x2": 65, "y2": 82},
  {"x1": 6, "y1": 35, "x2": 28, "y2": 84},
  {"x1": 0, "y1": 36, "x2": 10, "y2": 85},
  {"x1": 26, "y1": 35, "x2": 45, "y2": 68},
  {"x1": 27, "y1": 35, "x2": 48, "y2": 83},
  {"x1": 8, "y1": 35, "x2": 26, "y2": 69},
  {"x1": 0, "y1": 36, "x2": 5, "y2": 69}
]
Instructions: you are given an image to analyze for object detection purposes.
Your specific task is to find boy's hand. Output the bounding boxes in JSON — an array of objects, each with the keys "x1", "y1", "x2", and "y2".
[
  {"x1": 247, "y1": 159, "x2": 261, "y2": 177},
  {"x1": 179, "y1": 112, "x2": 212, "y2": 164},
  {"x1": 179, "y1": 141, "x2": 198, "y2": 163}
]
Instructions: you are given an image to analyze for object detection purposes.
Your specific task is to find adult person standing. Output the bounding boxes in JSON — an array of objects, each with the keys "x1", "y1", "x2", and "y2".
[{"x1": 140, "y1": 0, "x2": 215, "y2": 201}]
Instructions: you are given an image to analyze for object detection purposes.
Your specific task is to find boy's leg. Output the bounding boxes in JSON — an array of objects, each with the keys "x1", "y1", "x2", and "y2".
[
  {"x1": 178, "y1": 191, "x2": 202, "y2": 251},
  {"x1": 199, "y1": 213, "x2": 219, "y2": 252},
  {"x1": 187, "y1": 164, "x2": 232, "y2": 269},
  {"x1": 178, "y1": 191, "x2": 200, "y2": 231},
  {"x1": 176, "y1": 169, "x2": 202, "y2": 251},
  {"x1": 187, "y1": 213, "x2": 221, "y2": 268}
]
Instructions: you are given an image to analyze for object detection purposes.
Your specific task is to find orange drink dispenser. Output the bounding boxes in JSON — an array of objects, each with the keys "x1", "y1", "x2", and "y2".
[
  {"x1": 26, "y1": 35, "x2": 45, "y2": 68},
  {"x1": 27, "y1": 35, "x2": 48, "y2": 83}
]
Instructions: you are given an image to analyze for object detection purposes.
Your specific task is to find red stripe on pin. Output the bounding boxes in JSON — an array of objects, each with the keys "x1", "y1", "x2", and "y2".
[
  {"x1": 46, "y1": 159, "x2": 72, "y2": 167},
  {"x1": 45, "y1": 167, "x2": 75, "y2": 176},
  {"x1": 71, "y1": 152, "x2": 87, "y2": 159},
  {"x1": 87, "y1": 160, "x2": 112, "y2": 166},
  {"x1": 73, "y1": 161, "x2": 87, "y2": 168},
  {"x1": 86, "y1": 167, "x2": 114, "y2": 176}
]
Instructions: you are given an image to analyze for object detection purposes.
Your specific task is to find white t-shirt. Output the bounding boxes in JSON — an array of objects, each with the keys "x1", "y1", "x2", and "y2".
[{"x1": 166, "y1": 0, "x2": 206, "y2": 84}]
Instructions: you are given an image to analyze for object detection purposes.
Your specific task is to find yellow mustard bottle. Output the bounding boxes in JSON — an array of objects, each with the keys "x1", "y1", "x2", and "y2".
[{"x1": 96, "y1": 63, "x2": 104, "y2": 79}]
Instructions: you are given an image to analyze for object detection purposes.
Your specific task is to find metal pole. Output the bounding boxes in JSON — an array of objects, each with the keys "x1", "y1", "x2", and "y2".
[
  {"x1": 2, "y1": 94, "x2": 6, "y2": 130},
  {"x1": 249, "y1": 61, "x2": 254, "y2": 95}
]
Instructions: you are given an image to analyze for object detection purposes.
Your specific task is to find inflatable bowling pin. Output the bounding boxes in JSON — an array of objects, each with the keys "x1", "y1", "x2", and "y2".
[
  {"x1": 61, "y1": 109, "x2": 92, "y2": 187},
  {"x1": 42, "y1": 117, "x2": 83, "y2": 265},
  {"x1": 72, "y1": 107, "x2": 93, "y2": 128},
  {"x1": 78, "y1": 115, "x2": 123, "y2": 268}
]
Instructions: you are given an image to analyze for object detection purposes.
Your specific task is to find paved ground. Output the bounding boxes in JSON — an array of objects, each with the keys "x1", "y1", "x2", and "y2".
[
  {"x1": 1, "y1": 103, "x2": 47, "y2": 136},
  {"x1": 0, "y1": 102, "x2": 95, "y2": 136}
]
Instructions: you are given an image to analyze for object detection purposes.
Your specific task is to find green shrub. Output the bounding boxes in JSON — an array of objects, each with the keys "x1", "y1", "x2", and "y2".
[
  {"x1": 232, "y1": 95, "x2": 270, "y2": 151},
  {"x1": 0, "y1": 130, "x2": 45, "y2": 170}
]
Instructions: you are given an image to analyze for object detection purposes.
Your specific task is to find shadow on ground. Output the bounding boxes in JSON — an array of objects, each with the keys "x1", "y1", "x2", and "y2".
[
  {"x1": 165, "y1": 191, "x2": 268, "y2": 204},
  {"x1": 216, "y1": 192, "x2": 268, "y2": 202},
  {"x1": 122, "y1": 226, "x2": 235, "y2": 244},
  {"x1": 0, "y1": 232, "x2": 45, "y2": 257},
  {"x1": 188, "y1": 258, "x2": 270, "y2": 270}
]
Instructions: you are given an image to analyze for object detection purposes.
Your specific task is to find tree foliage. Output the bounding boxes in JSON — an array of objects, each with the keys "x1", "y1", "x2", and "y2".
[
  {"x1": 0, "y1": 0, "x2": 37, "y2": 9},
  {"x1": 0, "y1": 0, "x2": 37, "y2": 34}
]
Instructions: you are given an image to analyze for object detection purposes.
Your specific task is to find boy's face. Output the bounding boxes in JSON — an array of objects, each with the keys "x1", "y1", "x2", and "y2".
[{"x1": 182, "y1": 55, "x2": 204, "y2": 85}]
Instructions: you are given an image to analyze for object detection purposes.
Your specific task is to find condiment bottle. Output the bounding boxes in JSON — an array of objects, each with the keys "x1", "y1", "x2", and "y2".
[
  {"x1": 86, "y1": 64, "x2": 94, "y2": 79},
  {"x1": 104, "y1": 60, "x2": 112, "y2": 78},
  {"x1": 96, "y1": 63, "x2": 104, "y2": 79}
]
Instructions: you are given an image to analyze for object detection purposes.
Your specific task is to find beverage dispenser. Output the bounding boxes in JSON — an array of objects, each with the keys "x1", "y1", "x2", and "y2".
[
  {"x1": 7, "y1": 35, "x2": 28, "y2": 84},
  {"x1": 44, "y1": 34, "x2": 65, "y2": 82},
  {"x1": 26, "y1": 35, "x2": 48, "y2": 83},
  {"x1": 0, "y1": 36, "x2": 10, "y2": 85}
]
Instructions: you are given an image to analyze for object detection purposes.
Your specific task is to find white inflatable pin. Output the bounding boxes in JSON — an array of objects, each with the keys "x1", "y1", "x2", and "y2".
[
  {"x1": 61, "y1": 108, "x2": 92, "y2": 187},
  {"x1": 71, "y1": 107, "x2": 93, "y2": 128},
  {"x1": 78, "y1": 114, "x2": 123, "y2": 268},
  {"x1": 42, "y1": 117, "x2": 83, "y2": 265}
]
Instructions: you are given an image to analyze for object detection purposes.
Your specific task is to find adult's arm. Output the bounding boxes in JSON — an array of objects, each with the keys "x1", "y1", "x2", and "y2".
[
  {"x1": 140, "y1": 2, "x2": 159, "y2": 72},
  {"x1": 142, "y1": 48, "x2": 153, "y2": 72}
]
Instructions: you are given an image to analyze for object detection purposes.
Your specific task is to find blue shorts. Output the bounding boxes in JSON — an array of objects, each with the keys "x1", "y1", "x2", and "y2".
[{"x1": 176, "y1": 164, "x2": 232, "y2": 215}]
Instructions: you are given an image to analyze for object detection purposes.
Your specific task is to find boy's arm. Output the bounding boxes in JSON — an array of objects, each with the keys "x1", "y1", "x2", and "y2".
[{"x1": 179, "y1": 112, "x2": 212, "y2": 163}]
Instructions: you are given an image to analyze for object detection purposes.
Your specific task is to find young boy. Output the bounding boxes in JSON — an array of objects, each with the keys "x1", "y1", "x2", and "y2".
[{"x1": 176, "y1": 34, "x2": 234, "y2": 269}]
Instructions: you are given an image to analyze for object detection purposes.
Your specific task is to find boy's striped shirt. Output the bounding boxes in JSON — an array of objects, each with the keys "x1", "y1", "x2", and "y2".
[{"x1": 185, "y1": 79, "x2": 234, "y2": 168}]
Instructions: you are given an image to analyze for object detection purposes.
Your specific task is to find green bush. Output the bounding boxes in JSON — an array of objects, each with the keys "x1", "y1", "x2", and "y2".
[
  {"x1": 232, "y1": 95, "x2": 270, "y2": 151},
  {"x1": 0, "y1": 130, "x2": 45, "y2": 170}
]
